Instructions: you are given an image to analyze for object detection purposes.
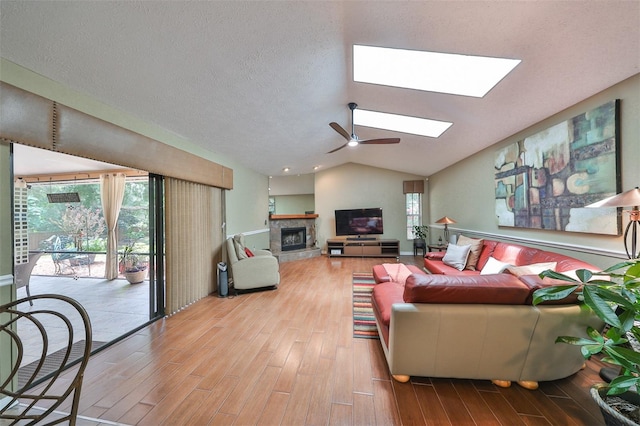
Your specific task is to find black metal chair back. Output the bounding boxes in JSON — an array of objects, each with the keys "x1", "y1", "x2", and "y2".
[{"x1": 0, "y1": 294, "x2": 92, "y2": 425}]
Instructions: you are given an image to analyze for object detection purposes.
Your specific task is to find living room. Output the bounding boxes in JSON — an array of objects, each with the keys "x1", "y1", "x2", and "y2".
[{"x1": 1, "y1": 1, "x2": 639, "y2": 424}]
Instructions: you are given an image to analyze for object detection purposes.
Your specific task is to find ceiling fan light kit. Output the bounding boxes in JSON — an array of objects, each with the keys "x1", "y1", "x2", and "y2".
[{"x1": 327, "y1": 102, "x2": 400, "y2": 153}]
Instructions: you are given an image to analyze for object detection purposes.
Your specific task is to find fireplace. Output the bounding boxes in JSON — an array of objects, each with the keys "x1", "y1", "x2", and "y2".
[{"x1": 281, "y1": 227, "x2": 306, "y2": 251}]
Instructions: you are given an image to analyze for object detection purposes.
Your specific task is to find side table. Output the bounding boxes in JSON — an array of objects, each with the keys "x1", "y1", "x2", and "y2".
[{"x1": 428, "y1": 244, "x2": 448, "y2": 252}]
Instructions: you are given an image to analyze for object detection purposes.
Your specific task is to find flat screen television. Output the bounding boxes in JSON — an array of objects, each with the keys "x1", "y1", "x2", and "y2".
[{"x1": 335, "y1": 208, "x2": 384, "y2": 236}]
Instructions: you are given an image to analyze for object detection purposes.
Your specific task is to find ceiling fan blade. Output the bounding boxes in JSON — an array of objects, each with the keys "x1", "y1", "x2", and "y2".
[
  {"x1": 359, "y1": 138, "x2": 401, "y2": 145},
  {"x1": 326, "y1": 142, "x2": 349, "y2": 154},
  {"x1": 329, "y1": 122, "x2": 351, "y2": 141}
]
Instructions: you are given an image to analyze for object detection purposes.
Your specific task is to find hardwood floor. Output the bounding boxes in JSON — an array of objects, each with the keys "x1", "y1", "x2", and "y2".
[{"x1": 47, "y1": 255, "x2": 606, "y2": 425}]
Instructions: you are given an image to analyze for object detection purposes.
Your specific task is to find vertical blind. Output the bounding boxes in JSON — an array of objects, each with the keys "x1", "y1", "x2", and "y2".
[{"x1": 165, "y1": 177, "x2": 223, "y2": 315}]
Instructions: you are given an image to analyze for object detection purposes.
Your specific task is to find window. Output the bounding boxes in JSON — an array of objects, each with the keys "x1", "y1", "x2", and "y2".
[{"x1": 406, "y1": 192, "x2": 422, "y2": 239}]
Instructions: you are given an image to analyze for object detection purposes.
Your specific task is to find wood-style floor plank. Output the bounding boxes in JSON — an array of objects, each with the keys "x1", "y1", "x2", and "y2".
[
  {"x1": 452, "y1": 379, "x2": 502, "y2": 425},
  {"x1": 38, "y1": 255, "x2": 606, "y2": 425},
  {"x1": 431, "y1": 378, "x2": 476, "y2": 425},
  {"x1": 414, "y1": 383, "x2": 452, "y2": 425}
]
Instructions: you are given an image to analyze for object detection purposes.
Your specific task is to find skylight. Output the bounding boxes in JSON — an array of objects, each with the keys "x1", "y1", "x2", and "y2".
[
  {"x1": 354, "y1": 109, "x2": 452, "y2": 138},
  {"x1": 353, "y1": 45, "x2": 521, "y2": 98}
]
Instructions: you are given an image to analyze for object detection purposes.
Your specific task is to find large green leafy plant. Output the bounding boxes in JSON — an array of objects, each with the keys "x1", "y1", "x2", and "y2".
[{"x1": 533, "y1": 259, "x2": 640, "y2": 395}]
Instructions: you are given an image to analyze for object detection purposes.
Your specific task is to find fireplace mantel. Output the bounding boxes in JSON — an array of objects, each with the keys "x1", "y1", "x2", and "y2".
[{"x1": 269, "y1": 214, "x2": 318, "y2": 220}]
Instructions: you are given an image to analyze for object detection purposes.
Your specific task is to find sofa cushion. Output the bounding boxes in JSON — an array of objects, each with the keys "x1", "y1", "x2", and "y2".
[
  {"x1": 506, "y1": 262, "x2": 557, "y2": 277},
  {"x1": 372, "y1": 264, "x2": 425, "y2": 283},
  {"x1": 403, "y1": 273, "x2": 530, "y2": 305},
  {"x1": 518, "y1": 274, "x2": 581, "y2": 305},
  {"x1": 457, "y1": 235, "x2": 484, "y2": 270},
  {"x1": 425, "y1": 251, "x2": 445, "y2": 260},
  {"x1": 476, "y1": 240, "x2": 499, "y2": 270},
  {"x1": 424, "y1": 257, "x2": 479, "y2": 275},
  {"x1": 442, "y1": 244, "x2": 472, "y2": 271},
  {"x1": 371, "y1": 281, "x2": 404, "y2": 345},
  {"x1": 480, "y1": 256, "x2": 512, "y2": 275}
]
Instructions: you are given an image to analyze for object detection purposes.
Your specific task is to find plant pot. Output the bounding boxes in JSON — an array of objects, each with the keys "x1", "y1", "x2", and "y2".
[
  {"x1": 124, "y1": 269, "x2": 146, "y2": 284},
  {"x1": 591, "y1": 383, "x2": 640, "y2": 426}
]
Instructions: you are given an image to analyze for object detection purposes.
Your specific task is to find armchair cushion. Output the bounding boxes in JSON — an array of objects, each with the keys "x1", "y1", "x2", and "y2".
[{"x1": 235, "y1": 240, "x2": 248, "y2": 260}]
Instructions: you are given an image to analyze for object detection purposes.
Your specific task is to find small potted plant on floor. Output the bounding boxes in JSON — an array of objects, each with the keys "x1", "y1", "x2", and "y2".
[
  {"x1": 119, "y1": 245, "x2": 147, "y2": 284},
  {"x1": 533, "y1": 259, "x2": 640, "y2": 425}
]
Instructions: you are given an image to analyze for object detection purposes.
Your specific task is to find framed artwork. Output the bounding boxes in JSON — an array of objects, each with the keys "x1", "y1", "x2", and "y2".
[{"x1": 494, "y1": 100, "x2": 621, "y2": 235}]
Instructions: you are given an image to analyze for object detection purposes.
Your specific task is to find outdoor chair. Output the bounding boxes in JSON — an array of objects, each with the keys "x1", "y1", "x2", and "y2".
[
  {"x1": 48, "y1": 236, "x2": 79, "y2": 275},
  {"x1": 14, "y1": 252, "x2": 43, "y2": 306},
  {"x1": 0, "y1": 294, "x2": 93, "y2": 425}
]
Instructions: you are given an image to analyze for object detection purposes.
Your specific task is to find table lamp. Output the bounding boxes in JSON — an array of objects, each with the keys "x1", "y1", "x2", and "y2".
[
  {"x1": 435, "y1": 216, "x2": 456, "y2": 244},
  {"x1": 586, "y1": 187, "x2": 640, "y2": 259}
]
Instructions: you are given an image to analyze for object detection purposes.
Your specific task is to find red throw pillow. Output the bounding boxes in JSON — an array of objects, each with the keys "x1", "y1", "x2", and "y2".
[{"x1": 244, "y1": 247, "x2": 255, "y2": 257}]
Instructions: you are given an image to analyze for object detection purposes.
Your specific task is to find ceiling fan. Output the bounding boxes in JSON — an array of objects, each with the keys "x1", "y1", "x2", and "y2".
[{"x1": 327, "y1": 102, "x2": 400, "y2": 153}]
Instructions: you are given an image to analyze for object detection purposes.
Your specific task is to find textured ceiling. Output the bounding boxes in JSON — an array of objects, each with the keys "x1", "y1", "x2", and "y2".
[{"x1": 1, "y1": 1, "x2": 639, "y2": 178}]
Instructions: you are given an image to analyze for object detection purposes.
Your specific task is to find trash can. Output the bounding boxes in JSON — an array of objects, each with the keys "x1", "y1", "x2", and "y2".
[{"x1": 217, "y1": 262, "x2": 228, "y2": 298}]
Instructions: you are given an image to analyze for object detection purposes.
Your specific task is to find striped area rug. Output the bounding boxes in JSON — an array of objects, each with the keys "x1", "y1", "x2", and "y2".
[{"x1": 352, "y1": 272, "x2": 379, "y2": 339}]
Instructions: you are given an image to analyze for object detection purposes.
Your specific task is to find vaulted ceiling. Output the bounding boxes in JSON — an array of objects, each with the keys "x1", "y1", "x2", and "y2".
[{"x1": 1, "y1": 1, "x2": 638, "y2": 177}]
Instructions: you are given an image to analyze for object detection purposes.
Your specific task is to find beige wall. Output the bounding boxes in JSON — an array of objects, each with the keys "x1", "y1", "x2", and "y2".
[
  {"x1": 272, "y1": 194, "x2": 315, "y2": 215},
  {"x1": 225, "y1": 168, "x2": 270, "y2": 251},
  {"x1": 428, "y1": 74, "x2": 640, "y2": 269},
  {"x1": 315, "y1": 163, "x2": 426, "y2": 254}
]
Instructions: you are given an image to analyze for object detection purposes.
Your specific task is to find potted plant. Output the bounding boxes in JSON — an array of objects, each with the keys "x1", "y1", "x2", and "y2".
[
  {"x1": 533, "y1": 259, "x2": 640, "y2": 425},
  {"x1": 413, "y1": 225, "x2": 429, "y2": 241},
  {"x1": 119, "y1": 245, "x2": 147, "y2": 284}
]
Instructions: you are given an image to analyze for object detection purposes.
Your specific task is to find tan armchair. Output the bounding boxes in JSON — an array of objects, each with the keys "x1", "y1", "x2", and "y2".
[{"x1": 226, "y1": 234, "x2": 280, "y2": 291}]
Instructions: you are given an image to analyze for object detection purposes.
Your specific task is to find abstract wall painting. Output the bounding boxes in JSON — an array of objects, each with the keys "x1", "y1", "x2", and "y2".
[{"x1": 494, "y1": 100, "x2": 620, "y2": 235}]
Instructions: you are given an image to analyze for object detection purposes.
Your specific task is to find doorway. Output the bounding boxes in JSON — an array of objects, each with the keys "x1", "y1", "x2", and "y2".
[{"x1": 9, "y1": 143, "x2": 164, "y2": 380}]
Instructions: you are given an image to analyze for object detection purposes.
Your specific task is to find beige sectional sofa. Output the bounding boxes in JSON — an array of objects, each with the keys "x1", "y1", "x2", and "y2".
[{"x1": 372, "y1": 242, "x2": 604, "y2": 389}]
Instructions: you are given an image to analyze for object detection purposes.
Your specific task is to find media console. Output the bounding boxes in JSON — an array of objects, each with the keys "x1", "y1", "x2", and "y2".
[{"x1": 327, "y1": 238, "x2": 400, "y2": 258}]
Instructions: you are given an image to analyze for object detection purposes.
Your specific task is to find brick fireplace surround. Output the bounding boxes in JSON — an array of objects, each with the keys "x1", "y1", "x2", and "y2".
[{"x1": 269, "y1": 214, "x2": 322, "y2": 262}]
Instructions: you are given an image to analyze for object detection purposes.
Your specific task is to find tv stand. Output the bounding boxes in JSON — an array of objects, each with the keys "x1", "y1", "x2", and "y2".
[
  {"x1": 327, "y1": 238, "x2": 399, "y2": 258},
  {"x1": 347, "y1": 236, "x2": 377, "y2": 241}
]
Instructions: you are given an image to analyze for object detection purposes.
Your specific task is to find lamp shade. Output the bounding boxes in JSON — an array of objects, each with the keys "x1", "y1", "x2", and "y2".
[
  {"x1": 435, "y1": 216, "x2": 456, "y2": 225},
  {"x1": 586, "y1": 187, "x2": 640, "y2": 208}
]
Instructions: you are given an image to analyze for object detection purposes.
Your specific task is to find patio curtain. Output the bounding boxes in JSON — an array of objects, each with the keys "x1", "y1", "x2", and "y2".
[
  {"x1": 100, "y1": 173, "x2": 126, "y2": 280},
  {"x1": 165, "y1": 177, "x2": 223, "y2": 315}
]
